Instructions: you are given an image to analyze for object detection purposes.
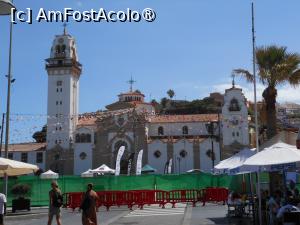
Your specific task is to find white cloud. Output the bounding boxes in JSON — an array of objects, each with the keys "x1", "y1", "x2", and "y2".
[{"x1": 277, "y1": 86, "x2": 300, "y2": 103}]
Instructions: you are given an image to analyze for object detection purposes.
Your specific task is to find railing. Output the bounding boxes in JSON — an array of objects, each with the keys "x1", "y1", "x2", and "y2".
[{"x1": 64, "y1": 187, "x2": 228, "y2": 211}]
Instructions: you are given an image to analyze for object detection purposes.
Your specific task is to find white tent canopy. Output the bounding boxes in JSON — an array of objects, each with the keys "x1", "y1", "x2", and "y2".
[
  {"x1": 91, "y1": 164, "x2": 115, "y2": 174},
  {"x1": 244, "y1": 142, "x2": 300, "y2": 168},
  {"x1": 215, "y1": 148, "x2": 257, "y2": 174},
  {"x1": 0, "y1": 157, "x2": 39, "y2": 177},
  {"x1": 81, "y1": 169, "x2": 94, "y2": 177},
  {"x1": 40, "y1": 170, "x2": 59, "y2": 179}
]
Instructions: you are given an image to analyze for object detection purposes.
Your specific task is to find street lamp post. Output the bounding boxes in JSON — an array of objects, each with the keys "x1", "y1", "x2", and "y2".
[
  {"x1": 206, "y1": 121, "x2": 218, "y2": 173},
  {"x1": 0, "y1": 0, "x2": 16, "y2": 197},
  {"x1": 0, "y1": 0, "x2": 14, "y2": 15},
  {"x1": 177, "y1": 156, "x2": 181, "y2": 174}
]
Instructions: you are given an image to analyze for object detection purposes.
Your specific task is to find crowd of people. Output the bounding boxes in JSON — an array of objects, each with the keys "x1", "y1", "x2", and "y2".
[
  {"x1": 262, "y1": 180, "x2": 300, "y2": 225},
  {"x1": 227, "y1": 180, "x2": 300, "y2": 224}
]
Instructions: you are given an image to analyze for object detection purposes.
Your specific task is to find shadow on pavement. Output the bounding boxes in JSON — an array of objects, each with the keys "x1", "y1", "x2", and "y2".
[{"x1": 208, "y1": 217, "x2": 252, "y2": 225}]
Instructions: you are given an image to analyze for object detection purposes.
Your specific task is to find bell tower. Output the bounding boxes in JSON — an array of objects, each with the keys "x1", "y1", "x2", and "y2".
[
  {"x1": 45, "y1": 27, "x2": 82, "y2": 150},
  {"x1": 221, "y1": 78, "x2": 249, "y2": 158}
]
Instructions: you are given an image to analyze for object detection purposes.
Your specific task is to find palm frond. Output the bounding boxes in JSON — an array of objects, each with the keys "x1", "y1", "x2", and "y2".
[
  {"x1": 288, "y1": 69, "x2": 300, "y2": 87},
  {"x1": 232, "y1": 69, "x2": 254, "y2": 83}
]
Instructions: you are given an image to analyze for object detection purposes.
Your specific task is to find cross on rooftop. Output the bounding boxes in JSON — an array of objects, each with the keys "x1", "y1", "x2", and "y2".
[
  {"x1": 63, "y1": 23, "x2": 67, "y2": 35},
  {"x1": 231, "y1": 73, "x2": 235, "y2": 88},
  {"x1": 127, "y1": 76, "x2": 136, "y2": 92}
]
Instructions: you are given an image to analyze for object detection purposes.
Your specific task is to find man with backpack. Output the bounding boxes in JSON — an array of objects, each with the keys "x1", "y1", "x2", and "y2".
[{"x1": 47, "y1": 180, "x2": 63, "y2": 225}]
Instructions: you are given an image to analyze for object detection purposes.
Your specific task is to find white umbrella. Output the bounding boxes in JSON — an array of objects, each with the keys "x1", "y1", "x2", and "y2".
[
  {"x1": 244, "y1": 142, "x2": 300, "y2": 169},
  {"x1": 215, "y1": 148, "x2": 257, "y2": 174},
  {"x1": 91, "y1": 164, "x2": 115, "y2": 174},
  {"x1": 0, "y1": 157, "x2": 39, "y2": 177},
  {"x1": 40, "y1": 170, "x2": 59, "y2": 179},
  {"x1": 186, "y1": 169, "x2": 203, "y2": 173},
  {"x1": 81, "y1": 169, "x2": 94, "y2": 178}
]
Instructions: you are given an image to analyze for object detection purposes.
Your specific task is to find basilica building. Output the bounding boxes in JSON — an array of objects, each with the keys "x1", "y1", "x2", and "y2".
[{"x1": 4, "y1": 30, "x2": 250, "y2": 175}]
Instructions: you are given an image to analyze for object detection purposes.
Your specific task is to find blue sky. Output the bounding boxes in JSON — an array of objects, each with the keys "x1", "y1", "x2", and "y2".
[{"x1": 1, "y1": 1, "x2": 300, "y2": 138}]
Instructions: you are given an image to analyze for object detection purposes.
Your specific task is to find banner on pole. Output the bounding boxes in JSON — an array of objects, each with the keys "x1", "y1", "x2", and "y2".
[
  {"x1": 115, "y1": 146, "x2": 125, "y2": 176},
  {"x1": 136, "y1": 149, "x2": 144, "y2": 175},
  {"x1": 127, "y1": 153, "x2": 135, "y2": 176}
]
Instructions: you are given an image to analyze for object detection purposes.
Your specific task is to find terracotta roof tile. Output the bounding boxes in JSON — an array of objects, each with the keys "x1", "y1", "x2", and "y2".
[
  {"x1": 148, "y1": 114, "x2": 219, "y2": 123},
  {"x1": 1, "y1": 142, "x2": 46, "y2": 153},
  {"x1": 77, "y1": 117, "x2": 98, "y2": 126}
]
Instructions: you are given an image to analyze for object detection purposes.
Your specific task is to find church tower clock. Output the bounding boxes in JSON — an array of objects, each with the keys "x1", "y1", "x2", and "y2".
[{"x1": 45, "y1": 27, "x2": 82, "y2": 151}]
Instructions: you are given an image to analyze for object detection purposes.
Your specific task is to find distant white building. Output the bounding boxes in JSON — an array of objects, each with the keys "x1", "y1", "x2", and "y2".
[
  {"x1": 277, "y1": 102, "x2": 300, "y2": 128},
  {"x1": 1, "y1": 143, "x2": 46, "y2": 171}
]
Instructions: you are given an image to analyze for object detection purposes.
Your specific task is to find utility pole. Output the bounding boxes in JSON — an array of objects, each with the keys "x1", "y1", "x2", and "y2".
[
  {"x1": 252, "y1": 3, "x2": 262, "y2": 225},
  {"x1": 0, "y1": 113, "x2": 5, "y2": 157},
  {"x1": 4, "y1": 8, "x2": 14, "y2": 197}
]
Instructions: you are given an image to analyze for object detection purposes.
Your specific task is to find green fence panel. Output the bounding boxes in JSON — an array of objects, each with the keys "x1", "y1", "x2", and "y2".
[
  {"x1": 0, "y1": 172, "x2": 267, "y2": 207},
  {"x1": 109, "y1": 175, "x2": 155, "y2": 191}
]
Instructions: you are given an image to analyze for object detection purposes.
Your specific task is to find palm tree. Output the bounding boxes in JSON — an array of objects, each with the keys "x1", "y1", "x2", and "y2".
[
  {"x1": 234, "y1": 45, "x2": 300, "y2": 139},
  {"x1": 167, "y1": 89, "x2": 175, "y2": 99}
]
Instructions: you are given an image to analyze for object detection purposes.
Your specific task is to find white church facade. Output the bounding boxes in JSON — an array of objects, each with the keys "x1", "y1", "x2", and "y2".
[{"x1": 3, "y1": 30, "x2": 250, "y2": 175}]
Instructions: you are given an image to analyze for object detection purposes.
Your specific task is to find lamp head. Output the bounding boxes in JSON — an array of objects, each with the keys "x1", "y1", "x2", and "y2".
[{"x1": 0, "y1": 0, "x2": 15, "y2": 15}]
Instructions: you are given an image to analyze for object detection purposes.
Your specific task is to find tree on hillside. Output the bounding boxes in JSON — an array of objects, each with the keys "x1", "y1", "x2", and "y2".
[
  {"x1": 32, "y1": 125, "x2": 47, "y2": 143},
  {"x1": 160, "y1": 97, "x2": 168, "y2": 109},
  {"x1": 167, "y1": 89, "x2": 175, "y2": 99},
  {"x1": 234, "y1": 45, "x2": 300, "y2": 139}
]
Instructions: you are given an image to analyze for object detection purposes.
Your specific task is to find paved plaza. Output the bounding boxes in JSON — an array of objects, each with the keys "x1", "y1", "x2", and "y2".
[{"x1": 5, "y1": 203, "x2": 253, "y2": 225}]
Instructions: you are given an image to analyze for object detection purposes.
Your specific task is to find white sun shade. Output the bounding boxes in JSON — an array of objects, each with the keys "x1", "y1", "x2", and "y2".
[
  {"x1": 244, "y1": 142, "x2": 300, "y2": 166},
  {"x1": 0, "y1": 157, "x2": 39, "y2": 177}
]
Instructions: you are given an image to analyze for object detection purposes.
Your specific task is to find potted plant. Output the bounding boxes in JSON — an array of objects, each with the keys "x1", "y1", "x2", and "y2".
[{"x1": 11, "y1": 184, "x2": 31, "y2": 212}]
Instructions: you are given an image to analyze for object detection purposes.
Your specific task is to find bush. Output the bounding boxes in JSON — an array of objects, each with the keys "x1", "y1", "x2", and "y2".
[{"x1": 11, "y1": 184, "x2": 31, "y2": 198}]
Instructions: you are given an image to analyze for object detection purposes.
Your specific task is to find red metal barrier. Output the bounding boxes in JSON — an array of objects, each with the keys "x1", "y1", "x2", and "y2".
[
  {"x1": 154, "y1": 190, "x2": 168, "y2": 208},
  {"x1": 168, "y1": 190, "x2": 200, "y2": 207},
  {"x1": 202, "y1": 187, "x2": 228, "y2": 206},
  {"x1": 65, "y1": 188, "x2": 228, "y2": 211},
  {"x1": 67, "y1": 192, "x2": 84, "y2": 211},
  {"x1": 133, "y1": 190, "x2": 168, "y2": 209}
]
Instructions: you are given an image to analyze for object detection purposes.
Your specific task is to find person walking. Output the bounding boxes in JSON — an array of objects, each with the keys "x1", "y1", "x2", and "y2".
[
  {"x1": 80, "y1": 183, "x2": 99, "y2": 225},
  {"x1": 47, "y1": 181, "x2": 63, "y2": 225},
  {"x1": 0, "y1": 192, "x2": 6, "y2": 225}
]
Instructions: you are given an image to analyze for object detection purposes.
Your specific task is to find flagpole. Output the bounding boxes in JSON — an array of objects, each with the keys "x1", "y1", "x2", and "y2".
[{"x1": 252, "y1": 2, "x2": 262, "y2": 225}]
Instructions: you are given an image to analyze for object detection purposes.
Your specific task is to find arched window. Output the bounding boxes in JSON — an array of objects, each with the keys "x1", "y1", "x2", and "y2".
[
  {"x1": 55, "y1": 45, "x2": 61, "y2": 54},
  {"x1": 75, "y1": 134, "x2": 80, "y2": 143},
  {"x1": 182, "y1": 126, "x2": 188, "y2": 135},
  {"x1": 80, "y1": 133, "x2": 86, "y2": 143},
  {"x1": 86, "y1": 134, "x2": 91, "y2": 143},
  {"x1": 76, "y1": 133, "x2": 92, "y2": 143},
  {"x1": 158, "y1": 126, "x2": 164, "y2": 135},
  {"x1": 114, "y1": 140, "x2": 128, "y2": 152},
  {"x1": 61, "y1": 45, "x2": 66, "y2": 54},
  {"x1": 229, "y1": 98, "x2": 241, "y2": 111}
]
